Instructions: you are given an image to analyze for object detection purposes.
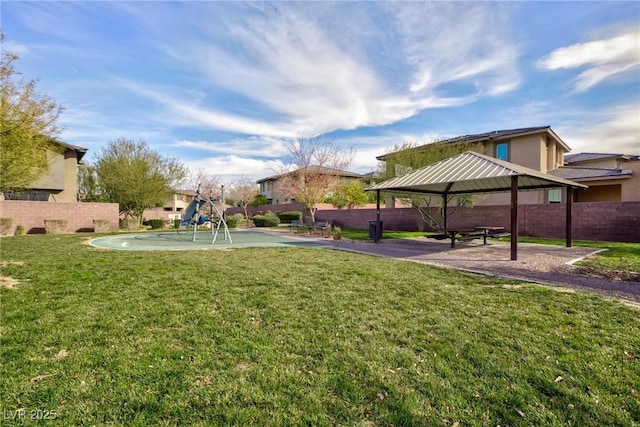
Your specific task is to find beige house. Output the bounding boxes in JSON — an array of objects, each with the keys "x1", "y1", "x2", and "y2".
[
  {"x1": 142, "y1": 189, "x2": 197, "y2": 221},
  {"x1": 257, "y1": 166, "x2": 364, "y2": 205},
  {"x1": 2, "y1": 140, "x2": 88, "y2": 202},
  {"x1": 378, "y1": 126, "x2": 571, "y2": 205},
  {"x1": 550, "y1": 153, "x2": 640, "y2": 202}
]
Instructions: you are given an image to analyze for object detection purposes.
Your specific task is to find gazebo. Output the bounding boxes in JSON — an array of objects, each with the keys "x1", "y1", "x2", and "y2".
[{"x1": 365, "y1": 151, "x2": 588, "y2": 260}]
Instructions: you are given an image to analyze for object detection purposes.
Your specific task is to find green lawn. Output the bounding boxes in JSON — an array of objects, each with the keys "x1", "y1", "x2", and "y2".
[{"x1": 1, "y1": 233, "x2": 639, "y2": 425}]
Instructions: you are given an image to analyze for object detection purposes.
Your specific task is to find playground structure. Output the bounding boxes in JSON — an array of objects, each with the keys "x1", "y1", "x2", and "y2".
[{"x1": 179, "y1": 184, "x2": 232, "y2": 244}]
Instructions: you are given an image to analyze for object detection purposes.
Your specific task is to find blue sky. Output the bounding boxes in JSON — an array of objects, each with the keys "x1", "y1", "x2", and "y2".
[{"x1": 3, "y1": 1, "x2": 639, "y2": 182}]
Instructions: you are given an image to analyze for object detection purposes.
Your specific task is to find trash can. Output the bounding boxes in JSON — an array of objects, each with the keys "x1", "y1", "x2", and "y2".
[{"x1": 368, "y1": 220, "x2": 382, "y2": 239}]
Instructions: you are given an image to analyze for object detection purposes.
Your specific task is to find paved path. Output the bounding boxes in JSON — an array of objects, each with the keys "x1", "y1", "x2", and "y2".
[{"x1": 260, "y1": 228, "x2": 640, "y2": 305}]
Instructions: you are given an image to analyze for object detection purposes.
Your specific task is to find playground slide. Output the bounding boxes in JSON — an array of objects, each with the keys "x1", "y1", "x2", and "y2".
[{"x1": 180, "y1": 199, "x2": 207, "y2": 226}]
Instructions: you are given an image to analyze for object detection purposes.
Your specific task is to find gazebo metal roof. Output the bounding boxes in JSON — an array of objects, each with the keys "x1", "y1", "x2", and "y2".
[
  {"x1": 366, "y1": 151, "x2": 588, "y2": 260},
  {"x1": 366, "y1": 151, "x2": 587, "y2": 195}
]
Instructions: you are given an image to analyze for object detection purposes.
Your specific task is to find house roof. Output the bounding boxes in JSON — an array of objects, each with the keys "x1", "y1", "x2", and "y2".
[
  {"x1": 564, "y1": 152, "x2": 640, "y2": 164},
  {"x1": 377, "y1": 126, "x2": 570, "y2": 161},
  {"x1": 54, "y1": 139, "x2": 89, "y2": 162},
  {"x1": 366, "y1": 151, "x2": 587, "y2": 196},
  {"x1": 549, "y1": 167, "x2": 633, "y2": 182},
  {"x1": 256, "y1": 166, "x2": 363, "y2": 184}
]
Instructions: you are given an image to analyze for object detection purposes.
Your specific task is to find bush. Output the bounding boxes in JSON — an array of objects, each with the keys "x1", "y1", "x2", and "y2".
[
  {"x1": 332, "y1": 226, "x2": 342, "y2": 240},
  {"x1": 44, "y1": 219, "x2": 68, "y2": 234},
  {"x1": 148, "y1": 219, "x2": 165, "y2": 230},
  {"x1": 15, "y1": 225, "x2": 26, "y2": 236},
  {"x1": 0, "y1": 218, "x2": 13, "y2": 236},
  {"x1": 225, "y1": 216, "x2": 237, "y2": 229},
  {"x1": 173, "y1": 219, "x2": 181, "y2": 229},
  {"x1": 277, "y1": 211, "x2": 303, "y2": 223},
  {"x1": 252, "y1": 211, "x2": 280, "y2": 227}
]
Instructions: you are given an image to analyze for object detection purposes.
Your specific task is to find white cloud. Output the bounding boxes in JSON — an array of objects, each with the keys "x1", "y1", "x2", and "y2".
[
  {"x1": 537, "y1": 29, "x2": 640, "y2": 91},
  {"x1": 185, "y1": 155, "x2": 282, "y2": 182},
  {"x1": 160, "y1": 2, "x2": 521, "y2": 136},
  {"x1": 176, "y1": 136, "x2": 289, "y2": 158},
  {"x1": 559, "y1": 101, "x2": 640, "y2": 154}
]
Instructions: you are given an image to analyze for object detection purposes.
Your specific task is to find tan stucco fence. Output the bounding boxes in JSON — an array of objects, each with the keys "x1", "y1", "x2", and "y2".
[
  {"x1": 229, "y1": 201, "x2": 640, "y2": 243},
  {"x1": 0, "y1": 201, "x2": 120, "y2": 235}
]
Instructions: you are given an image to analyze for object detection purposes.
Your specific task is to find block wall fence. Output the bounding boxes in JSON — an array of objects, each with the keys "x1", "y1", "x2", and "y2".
[
  {"x1": 228, "y1": 201, "x2": 640, "y2": 243},
  {"x1": 0, "y1": 201, "x2": 120, "y2": 235},
  {"x1": 0, "y1": 200, "x2": 637, "y2": 242}
]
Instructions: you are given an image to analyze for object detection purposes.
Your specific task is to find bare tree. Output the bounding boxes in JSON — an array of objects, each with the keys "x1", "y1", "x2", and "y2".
[
  {"x1": 278, "y1": 134, "x2": 355, "y2": 222},
  {"x1": 187, "y1": 168, "x2": 223, "y2": 197},
  {"x1": 227, "y1": 176, "x2": 259, "y2": 219}
]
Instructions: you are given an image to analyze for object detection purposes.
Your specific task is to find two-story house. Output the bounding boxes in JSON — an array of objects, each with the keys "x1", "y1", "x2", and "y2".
[
  {"x1": 257, "y1": 166, "x2": 365, "y2": 205},
  {"x1": 1, "y1": 139, "x2": 88, "y2": 202},
  {"x1": 377, "y1": 126, "x2": 571, "y2": 205},
  {"x1": 549, "y1": 153, "x2": 640, "y2": 202},
  {"x1": 142, "y1": 188, "x2": 197, "y2": 222}
]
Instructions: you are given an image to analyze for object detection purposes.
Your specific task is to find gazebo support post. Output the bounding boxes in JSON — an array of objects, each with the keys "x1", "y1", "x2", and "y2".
[
  {"x1": 375, "y1": 189, "x2": 381, "y2": 243},
  {"x1": 442, "y1": 194, "x2": 448, "y2": 231},
  {"x1": 566, "y1": 187, "x2": 573, "y2": 248},
  {"x1": 510, "y1": 176, "x2": 518, "y2": 261}
]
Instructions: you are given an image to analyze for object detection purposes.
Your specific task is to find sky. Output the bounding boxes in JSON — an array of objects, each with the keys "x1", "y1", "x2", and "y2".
[{"x1": 3, "y1": 1, "x2": 640, "y2": 184}]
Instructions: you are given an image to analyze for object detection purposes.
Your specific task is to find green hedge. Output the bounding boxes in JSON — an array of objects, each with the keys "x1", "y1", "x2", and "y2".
[
  {"x1": 252, "y1": 211, "x2": 280, "y2": 227},
  {"x1": 148, "y1": 219, "x2": 165, "y2": 229},
  {"x1": 277, "y1": 211, "x2": 303, "y2": 223}
]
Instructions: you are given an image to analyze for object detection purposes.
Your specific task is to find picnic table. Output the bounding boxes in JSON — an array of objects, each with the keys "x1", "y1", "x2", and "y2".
[{"x1": 433, "y1": 226, "x2": 508, "y2": 248}]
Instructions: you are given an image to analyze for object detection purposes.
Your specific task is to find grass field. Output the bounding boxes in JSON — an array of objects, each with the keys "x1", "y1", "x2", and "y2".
[{"x1": 1, "y1": 233, "x2": 639, "y2": 425}]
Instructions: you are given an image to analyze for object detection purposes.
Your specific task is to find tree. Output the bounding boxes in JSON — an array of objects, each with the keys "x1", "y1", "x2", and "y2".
[
  {"x1": 0, "y1": 32, "x2": 64, "y2": 192},
  {"x1": 380, "y1": 140, "x2": 482, "y2": 230},
  {"x1": 250, "y1": 194, "x2": 268, "y2": 206},
  {"x1": 227, "y1": 176, "x2": 259, "y2": 219},
  {"x1": 187, "y1": 168, "x2": 222, "y2": 197},
  {"x1": 278, "y1": 134, "x2": 355, "y2": 222},
  {"x1": 77, "y1": 164, "x2": 102, "y2": 202},
  {"x1": 94, "y1": 138, "x2": 188, "y2": 223},
  {"x1": 327, "y1": 181, "x2": 369, "y2": 209}
]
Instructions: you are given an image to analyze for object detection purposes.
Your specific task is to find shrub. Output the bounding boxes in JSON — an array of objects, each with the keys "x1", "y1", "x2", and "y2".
[
  {"x1": 15, "y1": 225, "x2": 26, "y2": 236},
  {"x1": 173, "y1": 219, "x2": 181, "y2": 229},
  {"x1": 225, "y1": 216, "x2": 237, "y2": 229},
  {"x1": 277, "y1": 211, "x2": 303, "y2": 223},
  {"x1": 332, "y1": 226, "x2": 342, "y2": 240},
  {"x1": 265, "y1": 211, "x2": 280, "y2": 225},
  {"x1": 252, "y1": 212, "x2": 280, "y2": 227},
  {"x1": 148, "y1": 219, "x2": 165, "y2": 230},
  {"x1": 0, "y1": 218, "x2": 13, "y2": 236}
]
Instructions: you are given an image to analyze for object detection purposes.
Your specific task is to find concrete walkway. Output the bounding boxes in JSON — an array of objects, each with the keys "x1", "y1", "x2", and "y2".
[{"x1": 259, "y1": 228, "x2": 640, "y2": 305}]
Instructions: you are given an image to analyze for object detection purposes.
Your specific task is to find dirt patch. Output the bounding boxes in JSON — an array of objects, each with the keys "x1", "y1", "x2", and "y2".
[
  {"x1": 0, "y1": 275, "x2": 20, "y2": 289},
  {"x1": 1, "y1": 260, "x2": 24, "y2": 267},
  {"x1": 1, "y1": 261, "x2": 25, "y2": 289}
]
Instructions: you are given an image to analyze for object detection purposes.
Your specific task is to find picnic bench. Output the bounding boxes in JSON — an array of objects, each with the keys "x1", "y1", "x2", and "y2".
[
  {"x1": 309, "y1": 221, "x2": 330, "y2": 237},
  {"x1": 429, "y1": 226, "x2": 509, "y2": 248}
]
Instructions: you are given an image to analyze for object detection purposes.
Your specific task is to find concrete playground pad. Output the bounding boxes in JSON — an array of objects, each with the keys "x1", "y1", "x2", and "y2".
[{"x1": 89, "y1": 229, "x2": 328, "y2": 251}]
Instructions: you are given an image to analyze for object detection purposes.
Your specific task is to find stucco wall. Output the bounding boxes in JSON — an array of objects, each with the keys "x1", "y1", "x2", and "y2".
[{"x1": 0, "y1": 201, "x2": 119, "y2": 235}]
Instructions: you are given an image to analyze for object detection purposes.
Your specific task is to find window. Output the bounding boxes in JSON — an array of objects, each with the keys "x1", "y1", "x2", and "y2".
[
  {"x1": 548, "y1": 188, "x2": 562, "y2": 203},
  {"x1": 495, "y1": 142, "x2": 509, "y2": 161}
]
